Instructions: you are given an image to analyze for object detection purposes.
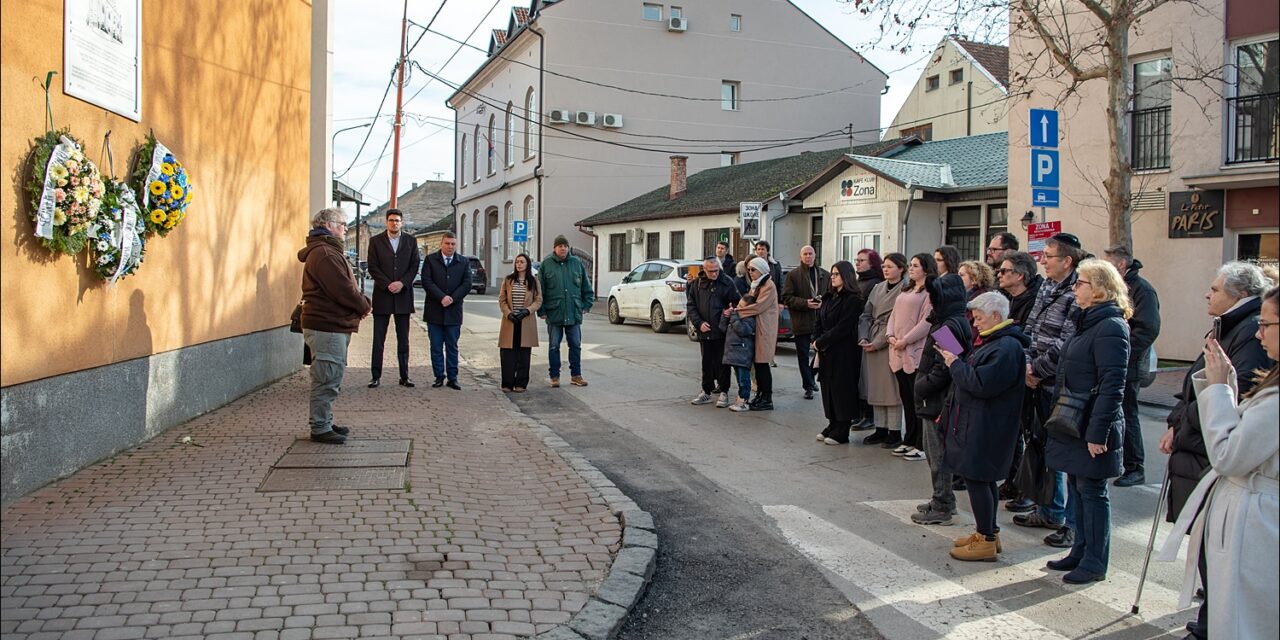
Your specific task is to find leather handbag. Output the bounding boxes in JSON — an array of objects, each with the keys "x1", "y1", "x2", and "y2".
[
  {"x1": 289, "y1": 300, "x2": 304, "y2": 334},
  {"x1": 1043, "y1": 385, "x2": 1097, "y2": 439}
]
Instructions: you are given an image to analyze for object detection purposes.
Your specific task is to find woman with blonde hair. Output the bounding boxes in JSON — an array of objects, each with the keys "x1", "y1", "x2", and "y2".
[
  {"x1": 958, "y1": 260, "x2": 995, "y2": 296},
  {"x1": 1158, "y1": 286, "x2": 1278, "y2": 639},
  {"x1": 1043, "y1": 258, "x2": 1132, "y2": 584}
]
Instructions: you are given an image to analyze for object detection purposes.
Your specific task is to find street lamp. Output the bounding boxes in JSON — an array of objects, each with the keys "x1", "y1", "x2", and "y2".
[
  {"x1": 332, "y1": 122, "x2": 374, "y2": 288},
  {"x1": 1020, "y1": 210, "x2": 1036, "y2": 230}
]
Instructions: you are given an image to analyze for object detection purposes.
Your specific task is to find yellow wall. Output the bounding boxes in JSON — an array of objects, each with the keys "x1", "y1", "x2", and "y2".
[{"x1": 1, "y1": 0, "x2": 312, "y2": 386}]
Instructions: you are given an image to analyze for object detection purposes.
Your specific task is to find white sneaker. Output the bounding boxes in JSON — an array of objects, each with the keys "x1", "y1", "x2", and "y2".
[
  {"x1": 729, "y1": 398, "x2": 750, "y2": 412},
  {"x1": 902, "y1": 448, "x2": 927, "y2": 461},
  {"x1": 715, "y1": 393, "x2": 730, "y2": 408},
  {"x1": 690, "y1": 393, "x2": 714, "y2": 405},
  {"x1": 891, "y1": 444, "x2": 912, "y2": 456},
  {"x1": 823, "y1": 437, "x2": 846, "y2": 446},
  {"x1": 816, "y1": 433, "x2": 826, "y2": 442}
]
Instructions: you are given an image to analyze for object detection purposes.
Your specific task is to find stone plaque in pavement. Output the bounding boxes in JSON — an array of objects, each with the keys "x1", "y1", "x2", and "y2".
[
  {"x1": 275, "y1": 452, "x2": 408, "y2": 468},
  {"x1": 286, "y1": 438, "x2": 411, "y2": 453},
  {"x1": 259, "y1": 466, "x2": 406, "y2": 492}
]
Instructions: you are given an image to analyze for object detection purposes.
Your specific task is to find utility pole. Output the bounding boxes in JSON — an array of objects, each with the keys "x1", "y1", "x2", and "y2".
[
  {"x1": 389, "y1": 0, "x2": 409, "y2": 208},
  {"x1": 847, "y1": 123, "x2": 853, "y2": 151}
]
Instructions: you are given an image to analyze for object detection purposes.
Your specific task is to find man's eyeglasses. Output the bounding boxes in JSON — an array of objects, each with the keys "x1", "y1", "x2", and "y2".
[
  {"x1": 997, "y1": 268, "x2": 1014, "y2": 275},
  {"x1": 1042, "y1": 253, "x2": 1063, "y2": 261},
  {"x1": 1259, "y1": 320, "x2": 1279, "y2": 329}
]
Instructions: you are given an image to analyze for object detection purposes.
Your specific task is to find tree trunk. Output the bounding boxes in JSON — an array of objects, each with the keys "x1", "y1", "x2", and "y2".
[{"x1": 1102, "y1": 15, "x2": 1134, "y2": 249}]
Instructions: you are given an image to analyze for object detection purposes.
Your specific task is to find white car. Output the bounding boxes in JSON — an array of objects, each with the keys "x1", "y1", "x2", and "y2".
[{"x1": 606, "y1": 259, "x2": 700, "y2": 333}]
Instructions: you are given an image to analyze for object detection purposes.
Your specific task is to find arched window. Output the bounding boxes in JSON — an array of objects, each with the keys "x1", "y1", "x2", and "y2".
[
  {"x1": 459, "y1": 134, "x2": 467, "y2": 186},
  {"x1": 471, "y1": 210, "x2": 480, "y2": 255},
  {"x1": 486, "y1": 114, "x2": 496, "y2": 176},
  {"x1": 523, "y1": 195, "x2": 536, "y2": 255},
  {"x1": 524, "y1": 88, "x2": 538, "y2": 159},
  {"x1": 472, "y1": 125, "x2": 480, "y2": 183},
  {"x1": 505, "y1": 102, "x2": 515, "y2": 168},
  {"x1": 459, "y1": 212, "x2": 467, "y2": 252},
  {"x1": 504, "y1": 201, "x2": 515, "y2": 260}
]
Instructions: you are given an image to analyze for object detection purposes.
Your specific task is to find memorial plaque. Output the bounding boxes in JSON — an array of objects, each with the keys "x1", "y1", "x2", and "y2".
[
  {"x1": 275, "y1": 452, "x2": 408, "y2": 468},
  {"x1": 259, "y1": 467, "x2": 406, "y2": 492},
  {"x1": 286, "y1": 439, "x2": 411, "y2": 454}
]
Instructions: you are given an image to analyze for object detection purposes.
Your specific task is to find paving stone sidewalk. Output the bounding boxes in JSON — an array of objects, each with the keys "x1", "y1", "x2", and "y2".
[{"x1": 1, "y1": 317, "x2": 648, "y2": 640}]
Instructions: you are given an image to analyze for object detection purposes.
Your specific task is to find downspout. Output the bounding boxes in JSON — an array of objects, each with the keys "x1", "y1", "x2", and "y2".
[
  {"x1": 900, "y1": 180, "x2": 917, "y2": 255},
  {"x1": 448, "y1": 98, "x2": 459, "y2": 245},
  {"x1": 530, "y1": 23, "x2": 546, "y2": 263},
  {"x1": 966, "y1": 80, "x2": 973, "y2": 136},
  {"x1": 576, "y1": 223, "x2": 600, "y2": 297}
]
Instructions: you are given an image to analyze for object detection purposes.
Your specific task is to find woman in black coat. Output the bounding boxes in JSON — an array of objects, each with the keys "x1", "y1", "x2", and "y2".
[
  {"x1": 814, "y1": 261, "x2": 866, "y2": 444},
  {"x1": 853, "y1": 250, "x2": 886, "y2": 428},
  {"x1": 910, "y1": 273, "x2": 972, "y2": 525},
  {"x1": 1044, "y1": 259, "x2": 1131, "y2": 585},
  {"x1": 937, "y1": 291, "x2": 1029, "y2": 561}
]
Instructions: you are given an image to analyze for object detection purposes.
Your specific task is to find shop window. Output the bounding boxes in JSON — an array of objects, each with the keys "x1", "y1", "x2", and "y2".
[{"x1": 1238, "y1": 231, "x2": 1279, "y2": 269}]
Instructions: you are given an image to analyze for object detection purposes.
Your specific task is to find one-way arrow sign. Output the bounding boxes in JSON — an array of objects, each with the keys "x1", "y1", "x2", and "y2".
[{"x1": 1030, "y1": 108, "x2": 1058, "y2": 148}]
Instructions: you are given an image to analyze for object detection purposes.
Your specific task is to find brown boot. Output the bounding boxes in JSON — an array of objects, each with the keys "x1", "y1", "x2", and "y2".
[
  {"x1": 954, "y1": 532, "x2": 1002, "y2": 553},
  {"x1": 570, "y1": 375, "x2": 588, "y2": 387},
  {"x1": 549, "y1": 377, "x2": 560, "y2": 388},
  {"x1": 950, "y1": 535, "x2": 999, "y2": 562}
]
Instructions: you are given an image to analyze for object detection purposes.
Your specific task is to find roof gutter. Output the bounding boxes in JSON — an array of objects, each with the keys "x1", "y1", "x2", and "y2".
[{"x1": 900, "y1": 180, "x2": 917, "y2": 255}]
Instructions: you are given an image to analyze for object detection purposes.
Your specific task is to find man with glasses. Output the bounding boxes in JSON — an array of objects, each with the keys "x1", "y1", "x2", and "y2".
[
  {"x1": 687, "y1": 257, "x2": 742, "y2": 407},
  {"x1": 1014, "y1": 232, "x2": 1084, "y2": 548},
  {"x1": 298, "y1": 208, "x2": 372, "y2": 444},
  {"x1": 996, "y1": 250, "x2": 1044, "y2": 508},
  {"x1": 986, "y1": 231, "x2": 1020, "y2": 269},
  {"x1": 366, "y1": 208, "x2": 421, "y2": 389}
]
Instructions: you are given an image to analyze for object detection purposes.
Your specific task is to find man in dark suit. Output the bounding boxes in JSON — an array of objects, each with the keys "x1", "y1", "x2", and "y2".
[
  {"x1": 422, "y1": 231, "x2": 472, "y2": 389},
  {"x1": 716, "y1": 241, "x2": 735, "y2": 279},
  {"x1": 366, "y1": 208, "x2": 420, "y2": 388}
]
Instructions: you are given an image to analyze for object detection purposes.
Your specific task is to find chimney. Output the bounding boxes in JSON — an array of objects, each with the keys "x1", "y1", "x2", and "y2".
[
  {"x1": 669, "y1": 155, "x2": 688, "y2": 200},
  {"x1": 412, "y1": 182, "x2": 419, "y2": 190}
]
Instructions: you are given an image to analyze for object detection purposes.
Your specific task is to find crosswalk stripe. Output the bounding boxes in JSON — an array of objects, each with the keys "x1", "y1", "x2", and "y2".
[
  {"x1": 862, "y1": 500, "x2": 1191, "y2": 626},
  {"x1": 764, "y1": 505, "x2": 1070, "y2": 640}
]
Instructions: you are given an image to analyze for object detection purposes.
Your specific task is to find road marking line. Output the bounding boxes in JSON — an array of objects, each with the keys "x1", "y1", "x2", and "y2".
[
  {"x1": 863, "y1": 500, "x2": 1190, "y2": 625},
  {"x1": 764, "y1": 505, "x2": 1069, "y2": 640}
]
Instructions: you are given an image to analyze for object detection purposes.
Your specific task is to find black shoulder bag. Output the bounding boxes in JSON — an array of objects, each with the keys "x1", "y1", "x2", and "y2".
[{"x1": 1043, "y1": 385, "x2": 1097, "y2": 439}]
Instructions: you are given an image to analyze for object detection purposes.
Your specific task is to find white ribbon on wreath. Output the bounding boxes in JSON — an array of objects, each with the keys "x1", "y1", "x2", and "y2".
[
  {"x1": 35, "y1": 136, "x2": 77, "y2": 239},
  {"x1": 140, "y1": 140, "x2": 173, "y2": 212},
  {"x1": 111, "y1": 186, "x2": 143, "y2": 283}
]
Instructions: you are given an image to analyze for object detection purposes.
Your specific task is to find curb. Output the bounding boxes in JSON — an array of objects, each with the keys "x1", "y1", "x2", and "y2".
[{"x1": 454, "y1": 346, "x2": 656, "y2": 640}]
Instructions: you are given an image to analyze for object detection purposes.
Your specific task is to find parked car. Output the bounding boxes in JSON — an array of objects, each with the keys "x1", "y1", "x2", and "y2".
[
  {"x1": 685, "y1": 267, "x2": 794, "y2": 343},
  {"x1": 607, "y1": 259, "x2": 699, "y2": 333},
  {"x1": 468, "y1": 256, "x2": 488, "y2": 294}
]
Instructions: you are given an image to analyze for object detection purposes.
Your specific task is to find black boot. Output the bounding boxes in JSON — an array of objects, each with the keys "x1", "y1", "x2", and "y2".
[
  {"x1": 750, "y1": 392, "x2": 774, "y2": 411},
  {"x1": 863, "y1": 428, "x2": 889, "y2": 445}
]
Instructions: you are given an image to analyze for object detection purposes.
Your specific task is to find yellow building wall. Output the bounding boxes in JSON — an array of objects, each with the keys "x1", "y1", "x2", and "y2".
[{"x1": 1, "y1": 0, "x2": 312, "y2": 386}]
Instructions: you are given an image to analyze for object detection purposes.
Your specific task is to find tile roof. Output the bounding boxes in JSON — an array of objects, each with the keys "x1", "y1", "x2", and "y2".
[
  {"x1": 513, "y1": 7, "x2": 530, "y2": 26},
  {"x1": 416, "y1": 212, "x2": 456, "y2": 235},
  {"x1": 954, "y1": 38, "x2": 1009, "y2": 89},
  {"x1": 850, "y1": 131, "x2": 1007, "y2": 190},
  {"x1": 492, "y1": 29, "x2": 508, "y2": 46},
  {"x1": 369, "y1": 180, "x2": 455, "y2": 229},
  {"x1": 577, "y1": 140, "x2": 907, "y2": 227}
]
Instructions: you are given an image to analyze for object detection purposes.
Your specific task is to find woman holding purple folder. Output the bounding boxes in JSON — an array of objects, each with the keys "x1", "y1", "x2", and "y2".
[{"x1": 936, "y1": 291, "x2": 1030, "y2": 562}]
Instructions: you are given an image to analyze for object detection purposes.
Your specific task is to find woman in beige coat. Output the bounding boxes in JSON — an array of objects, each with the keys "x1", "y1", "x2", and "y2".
[
  {"x1": 859, "y1": 253, "x2": 908, "y2": 445},
  {"x1": 737, "y1": 257, "x2": 780, "y2": 411},
  {"x1": 498, "y1": 254, "x2": 542, "y2": 391}
]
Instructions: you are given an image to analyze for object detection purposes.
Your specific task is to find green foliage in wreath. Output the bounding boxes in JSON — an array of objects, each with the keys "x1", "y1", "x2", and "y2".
[
  {"x1": 131, "y1": 133, "x2": 193, "y2": 238},
  {"x1": 25, "y1": 129, "x2": 105, "y2": 256}
]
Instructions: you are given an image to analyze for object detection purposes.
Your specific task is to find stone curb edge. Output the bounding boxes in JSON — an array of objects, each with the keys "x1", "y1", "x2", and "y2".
[{"x1": 436, "y1": 321, "x2": 656, "y2": 640}]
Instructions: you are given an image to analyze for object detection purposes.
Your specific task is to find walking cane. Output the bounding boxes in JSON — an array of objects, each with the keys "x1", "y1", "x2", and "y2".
[{"x1": 1131, "y1": 465, "x2": 1171, "y2": 615}]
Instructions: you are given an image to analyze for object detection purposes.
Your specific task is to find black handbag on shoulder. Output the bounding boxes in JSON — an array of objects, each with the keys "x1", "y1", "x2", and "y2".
[{"x1": 1043, "y1": 385, "x2": 1097, "y2": 439}]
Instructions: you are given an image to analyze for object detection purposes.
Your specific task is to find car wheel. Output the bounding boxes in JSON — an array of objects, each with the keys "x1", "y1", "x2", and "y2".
[
  {"x1": 650, "y1": 302, "x2": 670, "y2": 333},
  {"x1": 607, "y1": 298, "x2": 625, "y2": 324},
  {"x1": 686, "y1": 319, "x2": 698, "y2": 342}
]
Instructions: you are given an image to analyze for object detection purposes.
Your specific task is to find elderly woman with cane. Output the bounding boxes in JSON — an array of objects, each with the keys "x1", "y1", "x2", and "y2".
[
  {"x1": 936, "y1": 292, "x2": 1029, "y2": 560},
  {"x1": 1156, "y1": 286, "x2": 1278, "y2": 639}
]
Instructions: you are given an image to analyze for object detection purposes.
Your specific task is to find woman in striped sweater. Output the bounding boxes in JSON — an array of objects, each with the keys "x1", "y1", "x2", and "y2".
[{"x1": 498, "y1": 254, "x2": 542, "y2": 392}]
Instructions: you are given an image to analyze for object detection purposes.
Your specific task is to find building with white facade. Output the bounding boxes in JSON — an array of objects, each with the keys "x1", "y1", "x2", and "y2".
[
  {"x1": 885, "y1": 36, "x2": 1009, "y2": 142},
  {"x1": 447, "y1": 0, "x2": 887, "y2": 289}
]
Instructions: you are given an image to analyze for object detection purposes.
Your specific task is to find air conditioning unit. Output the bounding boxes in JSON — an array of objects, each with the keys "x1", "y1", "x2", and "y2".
[
  {"x1": 574, "y1": 110, "x2": 596, "y2": 126},
  {"x1": 548, "y1": 109, "x2": 572, "y2": 124},
  {"x1": 668, "y1": 16, "x2": 687, "y2": 31},
  {"x1": 602, "y1": 114, "x2": 624, "y2": 128},
  {"x1": 625, "y1": 228, "x2": 645, "y2": 244}
]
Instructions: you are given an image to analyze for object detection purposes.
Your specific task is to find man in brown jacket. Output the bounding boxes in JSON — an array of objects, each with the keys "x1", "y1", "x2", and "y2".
[{"x1": 299, "y1": 207, "x2": 372, "y2": 444}]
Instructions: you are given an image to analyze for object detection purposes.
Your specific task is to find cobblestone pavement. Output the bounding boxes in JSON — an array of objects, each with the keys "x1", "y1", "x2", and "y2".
[{"x1": 1, "y1": 317, "x2": 624, "y2": 640}]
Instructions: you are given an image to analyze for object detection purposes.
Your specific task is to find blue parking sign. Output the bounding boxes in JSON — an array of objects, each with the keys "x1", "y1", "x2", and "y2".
[
  {"x1": 512, "y1": 219, "x2": 528, "y2": 243},
  {"x1": 1030, "y1": 149, "x2": 1059, "y2": 189}
]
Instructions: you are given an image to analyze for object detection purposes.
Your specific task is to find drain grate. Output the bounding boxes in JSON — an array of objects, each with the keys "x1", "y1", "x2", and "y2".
[{"x1": 257, "y1": 438, "x2": 412, "y2": 492}]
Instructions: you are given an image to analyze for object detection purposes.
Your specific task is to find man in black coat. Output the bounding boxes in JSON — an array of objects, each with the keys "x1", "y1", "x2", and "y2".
[
  {"x1": 687, "y1": 257, "x2": 742, "y2": 407},
  {"x1": 1104, "y1": 245, "x2": 1162, "y2": 487},
  {"x1": 782, "y1": 246, "x2": 831, "y2": 399},
  {"x1": 716, "y1": 241, "x2": 735, "y2": 280},
  {"x1": 422, "y1": 232, "x2": 473, "y2": 389},
  {"x1": 996, "y1": 250, "x2": 1044, "y2": 505},
  {"x1": 366, "y1": 209, "x2": 421, "y2": 388}
]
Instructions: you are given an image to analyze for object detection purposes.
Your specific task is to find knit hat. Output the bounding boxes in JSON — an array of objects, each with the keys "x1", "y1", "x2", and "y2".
[
  {"x1": 748, "y1": 257, "x2": 770, "y2": 278},
  {"x1": 553, "y1": 234, "x2": 569, "y2": 248}
]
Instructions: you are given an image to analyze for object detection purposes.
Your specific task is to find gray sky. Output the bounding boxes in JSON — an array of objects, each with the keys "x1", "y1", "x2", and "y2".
[{"x1": 332, "y1": 0, "x2": 959, "y2": 207}]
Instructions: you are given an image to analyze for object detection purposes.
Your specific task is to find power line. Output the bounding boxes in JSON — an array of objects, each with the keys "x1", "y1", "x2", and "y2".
[
  {"x1": 423, "y1": 25, "x2": 891, "y2": 103},
  {"x1": 401, "y1": 0, "x2": 504, "y2": 111}
]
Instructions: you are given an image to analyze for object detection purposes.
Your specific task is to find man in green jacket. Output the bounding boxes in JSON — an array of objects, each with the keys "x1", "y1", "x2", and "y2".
[{"x1": 537, "y1": 235, "x2": 594, "y2": 387}]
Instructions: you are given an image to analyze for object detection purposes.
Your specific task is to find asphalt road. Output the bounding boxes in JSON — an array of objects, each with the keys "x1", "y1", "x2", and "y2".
[{"x1": 405, "y1": 287, "x2": 1196, "y2": 639}]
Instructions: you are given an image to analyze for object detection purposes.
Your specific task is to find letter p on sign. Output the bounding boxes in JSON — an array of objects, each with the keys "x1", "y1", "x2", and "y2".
[{"x1": 1030, "y1": 149, "x2": 1059, "y2": 189}]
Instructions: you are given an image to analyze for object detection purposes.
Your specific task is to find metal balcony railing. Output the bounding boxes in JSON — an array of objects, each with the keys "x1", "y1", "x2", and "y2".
[
  {"x1": 1229, "y1": 92, "x2": 1280, "y2": 164},
  {"x1": 1131, "y1": 106, "x2": 1171, "y2": 170}
]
